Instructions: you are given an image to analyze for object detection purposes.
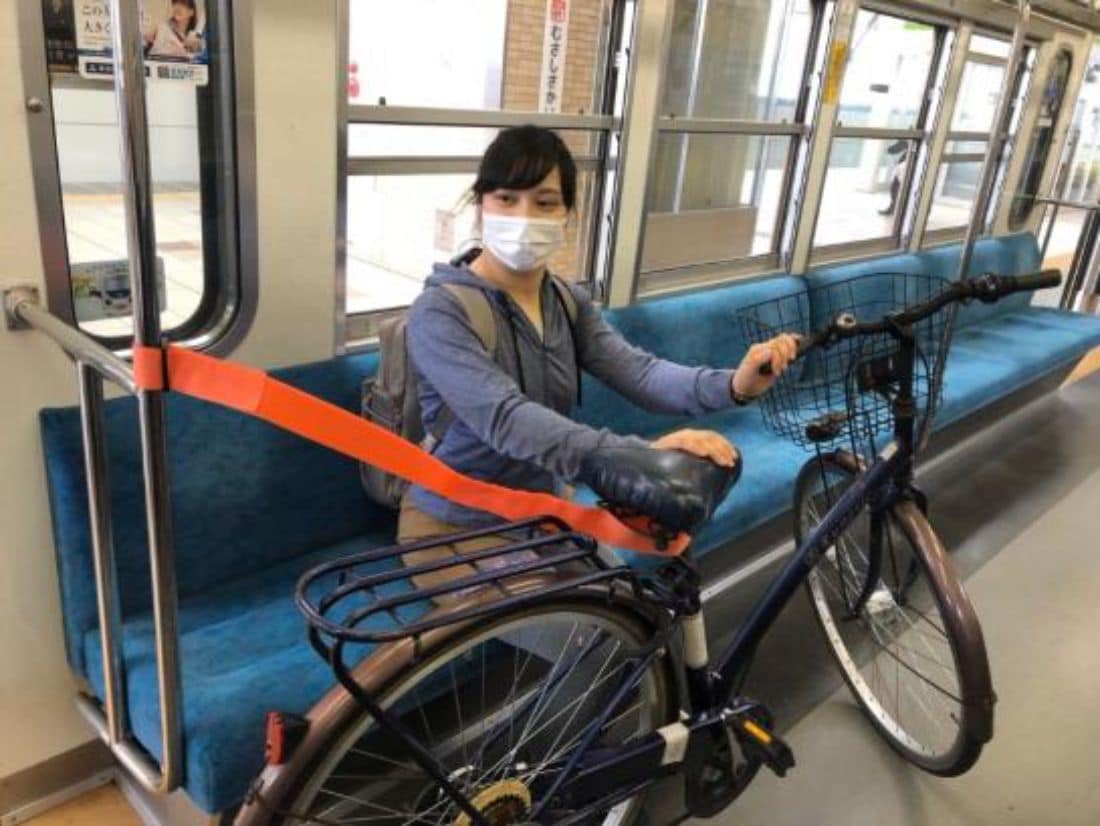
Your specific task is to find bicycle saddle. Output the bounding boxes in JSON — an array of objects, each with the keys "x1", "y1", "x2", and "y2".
[{"x1": 579, "y1": 446, "x2": 741, "y2": 538}]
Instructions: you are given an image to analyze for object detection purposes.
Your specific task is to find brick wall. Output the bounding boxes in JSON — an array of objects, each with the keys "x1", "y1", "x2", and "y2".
[{"x1": 501, "y1": 0, "x2": 609, "y2": 280}]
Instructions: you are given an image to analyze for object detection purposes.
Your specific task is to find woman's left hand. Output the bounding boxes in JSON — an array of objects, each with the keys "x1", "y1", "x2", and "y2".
[{"x1": 732, "y1": 333, "x2": 801, "y2": 400}]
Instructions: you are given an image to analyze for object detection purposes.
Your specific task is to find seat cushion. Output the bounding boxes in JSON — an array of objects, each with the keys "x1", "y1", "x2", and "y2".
[
  {"x1": 82, "y1": 531, "x2": 430, "y2": 813},
  {"x1": 936, "y1": 307, "x2": 1100, "y2": 426}
]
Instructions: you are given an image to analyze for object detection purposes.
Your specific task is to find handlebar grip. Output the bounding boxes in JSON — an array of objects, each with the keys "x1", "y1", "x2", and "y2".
[
  {"x1": 757, "y1": 335, "x2": 811, "y2": 376},
  {"x1": 1006, "y1": 269, "x2": 1062, "y2": 293}
]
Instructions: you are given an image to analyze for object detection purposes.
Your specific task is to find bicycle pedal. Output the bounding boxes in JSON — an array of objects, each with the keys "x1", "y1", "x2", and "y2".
[{"x1": 732, "y1": 715, "x2": 795, "y2": 778}]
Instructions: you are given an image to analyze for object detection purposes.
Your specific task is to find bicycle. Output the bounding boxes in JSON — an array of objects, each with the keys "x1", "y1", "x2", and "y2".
[{"x1": 236, "y1": 269, "x2": 1060, "y2": 826}]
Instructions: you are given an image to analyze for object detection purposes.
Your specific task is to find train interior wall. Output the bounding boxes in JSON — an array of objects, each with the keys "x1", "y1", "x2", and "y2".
[{"x1": 0, "y1": 0, "x2": 340, "y2": 784}]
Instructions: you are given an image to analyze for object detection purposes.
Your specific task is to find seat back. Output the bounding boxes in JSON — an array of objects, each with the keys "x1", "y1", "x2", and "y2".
[
  {"x1": 576, "y1": 275, "x2": 809, "y2": 437},
  {"x1": 803, "y1": 233, "x2": 1041, "y2": 330},
  {"x1": 40, "y1": 351, "x2": 391, "y2": 673}
]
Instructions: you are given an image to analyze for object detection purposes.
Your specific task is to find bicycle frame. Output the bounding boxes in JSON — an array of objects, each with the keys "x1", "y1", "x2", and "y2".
[
  {"x1": 527, "y1": 442, "x2": 906, "y2": 820},
  {"x1": 294, "y1": 323, "x2": 931, "y2": 825},
  {"x1": 530, "y1": 325, "x2": 928, "y2": 820}
]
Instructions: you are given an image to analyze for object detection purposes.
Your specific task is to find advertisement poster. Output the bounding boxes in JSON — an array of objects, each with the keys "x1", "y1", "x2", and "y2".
[
  {"x1": 42, "y1": 0, "x2": 79, "y2": 73},
  {"x1": 74, "y1": 0, "x2": 210, "y2": 86},
  {"x1": 71, "y1": 259, "x2": 166, "y2": 323}
]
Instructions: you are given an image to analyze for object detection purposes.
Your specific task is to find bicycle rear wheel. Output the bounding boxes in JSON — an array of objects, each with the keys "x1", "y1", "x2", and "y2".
[
  {"x1": 242, "y1": 597, "x2": 674, "y2": 825},
  {"x1": 794, "y1": 452, "x2": 994, "y2": 775}
]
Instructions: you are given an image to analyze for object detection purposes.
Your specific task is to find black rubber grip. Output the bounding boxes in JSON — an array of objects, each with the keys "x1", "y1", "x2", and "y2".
[
  {"x1": 1007, "y1": 269, "x2": 1062, "y2": 293},
  {"x1": 756, "y1": 335, "x2": 810, "y2": 376}
]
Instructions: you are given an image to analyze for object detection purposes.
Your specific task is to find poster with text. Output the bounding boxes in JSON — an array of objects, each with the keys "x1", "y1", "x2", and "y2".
[
  {"x1": 75, "y1": 0, "x2": 210, "y2": 86},
  {"x1": 42, "y1": 0, "x2": 78, "y2": 73}
]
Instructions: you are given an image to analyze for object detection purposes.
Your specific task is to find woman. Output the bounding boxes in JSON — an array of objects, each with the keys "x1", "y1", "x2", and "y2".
[
  {"x1": 147, "y1": 0, "x2": 203, "y2": 60},
  {"x1": 401, "y1": 126, "x2": 797, "y2": 584}
]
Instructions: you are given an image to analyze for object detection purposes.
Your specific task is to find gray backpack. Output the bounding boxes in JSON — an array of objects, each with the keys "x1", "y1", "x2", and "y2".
[{"x1": 360, "y1": 278, "x2": 579, "y2": 509}]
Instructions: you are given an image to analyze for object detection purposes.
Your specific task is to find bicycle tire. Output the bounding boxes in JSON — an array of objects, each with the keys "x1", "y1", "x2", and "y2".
[
  {"x1": 794, "y1": 451, "x2": 994, "y2": 776},
  {"x1": 236, "y1": 589, "x2": 677, "y2": 826}
]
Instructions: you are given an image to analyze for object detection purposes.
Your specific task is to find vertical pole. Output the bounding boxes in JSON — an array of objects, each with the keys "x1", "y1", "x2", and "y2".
[
  {"x1": 605, "y1": 0, "x2": 675, "y2": 308},
  {"x1": 788, "y1": 0, "x2": 860, "y2": 273},
  {"x1": 334, "y1": 0, "x2": 350, "y2": 354},
  {"x1": 78, "y1": 362, "x2": 128, "y2": 745},
  {"x1": 671, "y1": 0, "x2": 708, "y2": 213},
  {"x1": 107, "y1": 0, "x2": 182, "y2": 791},
  {"x1": 954, "y1": 0, "x2": 1031, "y2": 281}
]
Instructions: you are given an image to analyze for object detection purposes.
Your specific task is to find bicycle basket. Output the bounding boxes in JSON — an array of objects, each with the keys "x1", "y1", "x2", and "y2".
[{"x1": 737, "y1": 272, "x2": 954, "y2": 456}]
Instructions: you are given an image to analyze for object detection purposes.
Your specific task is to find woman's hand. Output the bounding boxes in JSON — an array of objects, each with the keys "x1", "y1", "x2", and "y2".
[
  {"x1": 651, "y1": 428, "x2": 739, "y2": 468},
  {"x1": 732, "y1": 333, "x2": 801, "y2": 400}
]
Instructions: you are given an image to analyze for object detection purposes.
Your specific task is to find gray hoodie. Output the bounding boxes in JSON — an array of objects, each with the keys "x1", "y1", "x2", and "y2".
[{"x1": 405, "y1": 261, "x2": 736, "y2": 527}]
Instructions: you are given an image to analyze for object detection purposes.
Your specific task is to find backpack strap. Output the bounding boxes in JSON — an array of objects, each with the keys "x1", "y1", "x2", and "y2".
[
  {"x1": 427, "y1": 277, "x2": 581, "y2": 441},
  {"x1": 547, "y1": 274, "x2": 583, "y2": 407},
  {"x1": 424, "y1": 284, "x2": 498, "y2": 444},
  {"x1": 547, "y1": 274, "x2": 579, "y2": 326},
  {"x1": 442, "y1": 283, "x2": 498, "y2": 355}
]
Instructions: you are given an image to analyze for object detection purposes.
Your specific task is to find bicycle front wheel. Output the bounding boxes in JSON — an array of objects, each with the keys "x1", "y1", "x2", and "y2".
[
  {"x1": 795, "y1": 452, "x2": 994, "y2": 775},
  {"x1": 245, "y1": 597, "x2": 675, "y2": 826}
]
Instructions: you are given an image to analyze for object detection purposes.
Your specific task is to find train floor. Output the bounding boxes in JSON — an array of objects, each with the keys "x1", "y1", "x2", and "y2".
[
  {"x1": 649, "y1": 368, "x2": 1100, "y2": 825},
  {"x1": 25, "y1": 371, "x2": 1100, "y2": 826}
]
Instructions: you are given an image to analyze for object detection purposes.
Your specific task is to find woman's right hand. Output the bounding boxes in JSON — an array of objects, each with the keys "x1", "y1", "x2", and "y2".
[{"x1": 650, "y1": 428, "x2": 738, "y2": 468}]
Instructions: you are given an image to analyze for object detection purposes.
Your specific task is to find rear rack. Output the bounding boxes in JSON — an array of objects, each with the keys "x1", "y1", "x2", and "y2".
[{"x1": 296, "y1": 516, "x2": 644, "y2": 649}]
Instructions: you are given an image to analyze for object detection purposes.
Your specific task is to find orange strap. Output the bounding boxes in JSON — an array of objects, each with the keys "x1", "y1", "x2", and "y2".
[{"x1": 132, "y1": 345, "x2": 690, "y2": 556}]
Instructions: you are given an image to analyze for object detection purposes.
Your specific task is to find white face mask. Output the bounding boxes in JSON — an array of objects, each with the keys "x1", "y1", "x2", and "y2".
[{"x1": 481, "y1": 214, "x2": 565, "y2": 272}]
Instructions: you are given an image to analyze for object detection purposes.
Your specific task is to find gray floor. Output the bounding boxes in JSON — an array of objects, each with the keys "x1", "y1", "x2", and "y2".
[{"x1": 648, "y1": 371, "x2": 1100, "y2": 825}]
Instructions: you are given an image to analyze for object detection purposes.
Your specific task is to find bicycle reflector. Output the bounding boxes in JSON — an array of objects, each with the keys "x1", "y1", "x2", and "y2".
[{"x1": 265, "y1": 711, "x2": 310, "y2": 765}]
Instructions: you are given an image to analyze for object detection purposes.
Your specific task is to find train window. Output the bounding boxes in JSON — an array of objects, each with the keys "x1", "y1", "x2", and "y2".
[
  {"x1": 346, "y1": 166, "x2": 601, "y2": 315},
  {"x1": 643, "y1": 133, "x2": 790, "y2": 270},
  {"x1": 816, "y1": 137, "x2": 920, "y2": 248},
  {"x1": 927, "y1": 160, "x2": 984, "y2": 232},
  {"x1": 342, "y1": 0, "x2": 621, "y2": 339},
  {"x1": 835, "y1": 12, "x2": 936, "y2": 131},
  {"x1": 1010, "y1": 49, "x2": 1073, "y2": 230},
  {"x1": 27, "y1": 0, "x2": 244, "y2": 348},
  {"x1": 640, "y1": 0, "x2": 818, "y2": 280},
  {"x1": 925, "y1": 34, "x2": 1031, "y2": 240},
  {"x1": 969, "y1": 33, "x2": 1012, "y2": 60},
  {"x1": 952, "y1": 61, "x2": 1006, "y2": 133},
  {"x1": 812, "y1": 12, "x2": 940, "y2": 257}
]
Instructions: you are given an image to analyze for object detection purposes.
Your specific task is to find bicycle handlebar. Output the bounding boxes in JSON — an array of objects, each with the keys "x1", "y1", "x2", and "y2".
[{"x1": 758, "y1": 269, "x2": 1062, "y2": 374}]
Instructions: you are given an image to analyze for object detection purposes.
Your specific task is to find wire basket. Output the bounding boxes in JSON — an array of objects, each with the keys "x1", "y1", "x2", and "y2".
[{"x1": 737, "y1": 272, "x2": 955, "y2": 457}]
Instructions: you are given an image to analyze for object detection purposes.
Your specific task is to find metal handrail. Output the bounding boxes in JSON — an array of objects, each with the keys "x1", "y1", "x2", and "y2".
[
  {"x1": 4, "y1": 0, "x2": 184, "y2": 797},
  {"x1": 1032, "y1": 192, "x2": 1100, "y2": 309},
  {"x1": 1034, "y1": 195, "x2": 1100, "y2": 212},
  {"x1": 5, "y1": 286, "x2": 182, "y2": 792},
  {"x1": 954, "y1": 0, "x2": 1031, "y2": 284},
  {"x1": 102, "y1": 0, "x2": 183, "y2": 795},
  {"x1": 4, "y1": 288, "x2": 135, "y2": 392}
]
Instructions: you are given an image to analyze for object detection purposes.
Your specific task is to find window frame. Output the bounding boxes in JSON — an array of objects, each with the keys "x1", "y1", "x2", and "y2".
[
  {"x1": 335, "y1": 1, "x2": 1086, "y2": 328},
  {"x1": 1008, "y1": 46, "x2": 1073, "y2": 230},
  {"x1": 919, "y1": 30, "x2": 1036, "y2": 245},
  {"x1": 808, "y1": 10, "x2": 948, "y2": 263},
  {"x1": 337, "y1": 0, "x2": 629, "y2": 349},
  {"x1": 16, "y1": 0, "x2": 257, "y2": 355},
  {"x1": 633, "y1": 0, "x2": 827, "y2": 293}
]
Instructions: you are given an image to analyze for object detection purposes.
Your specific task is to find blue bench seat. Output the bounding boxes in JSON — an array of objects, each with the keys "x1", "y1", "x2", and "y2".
[
  {"x1": 939, "y1": 308, "x2": 1100, "y2": 425},
  {"x1": 39, "y1": 233, "x2": 1100, "y2": 813}
]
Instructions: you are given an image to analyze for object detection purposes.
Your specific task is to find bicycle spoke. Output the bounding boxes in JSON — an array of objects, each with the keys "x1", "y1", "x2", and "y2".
[{"x1": 802, "y1": 460, "x2": 975, "y2": 764}]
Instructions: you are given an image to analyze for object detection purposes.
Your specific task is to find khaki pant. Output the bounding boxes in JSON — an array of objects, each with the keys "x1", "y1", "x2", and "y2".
[{"x1": 397, "y1": 496, "x2": 533, "y2": 593}]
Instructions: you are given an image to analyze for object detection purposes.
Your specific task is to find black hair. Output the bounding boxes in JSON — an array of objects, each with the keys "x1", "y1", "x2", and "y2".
[
  {"x1": 173, "y1": 0, "x2": 199, "y2": 35},
  {"x1": 471, "y1": 125, "x2": 577, "y2": 210}
]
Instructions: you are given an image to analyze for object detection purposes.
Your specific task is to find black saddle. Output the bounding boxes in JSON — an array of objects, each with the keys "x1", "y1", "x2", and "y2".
[{"x1": 579, "y1": 446, "x2": 740, "y2": 538}]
